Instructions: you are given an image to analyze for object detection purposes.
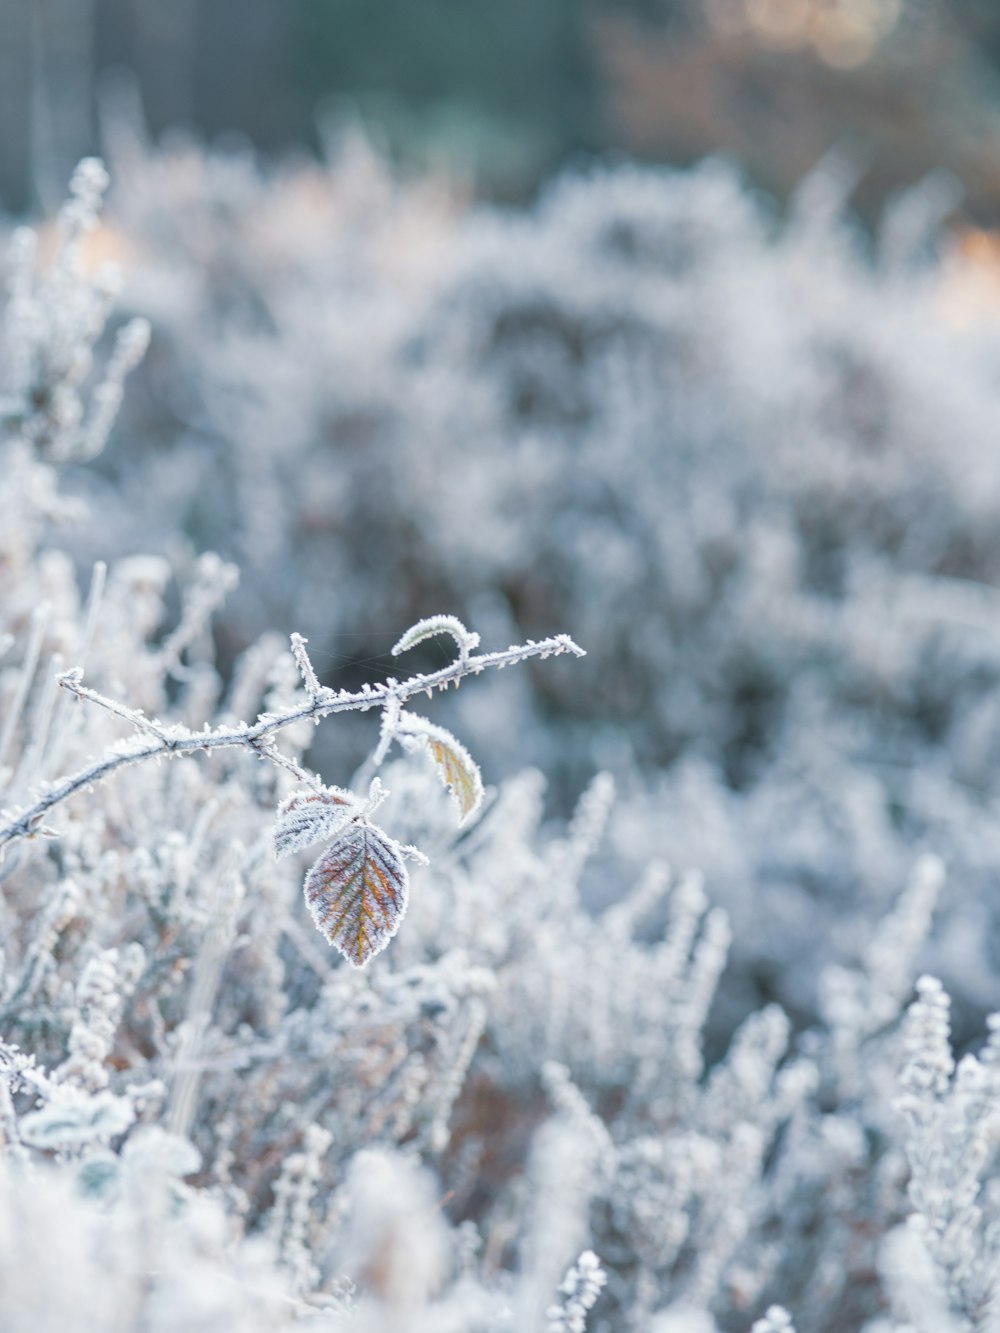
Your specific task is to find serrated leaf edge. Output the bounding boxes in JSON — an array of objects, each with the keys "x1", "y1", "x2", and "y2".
[
  {"x1": 303, "y1": 820, "x2": 409, "y2": 968},
  {"x1": 272, "y1": 787, "x2": 354, "y2": 860}
]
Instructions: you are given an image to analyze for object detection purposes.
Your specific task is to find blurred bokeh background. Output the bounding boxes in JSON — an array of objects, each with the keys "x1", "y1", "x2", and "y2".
[
  {"x1": 9, "y1": 10, "x2": 1000, "y2": 1328},
  {"x1": 7, "y1": 0, "x2": 1000, "y2": 1043},
  {"x1": 4, "y1": 0, "x2": 1000, "y2": 216}
]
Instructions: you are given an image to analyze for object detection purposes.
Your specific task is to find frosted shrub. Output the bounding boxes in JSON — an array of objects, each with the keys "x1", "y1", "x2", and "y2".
[
  {"x1": 0, "y1": 157, "x2": 149, "y2": 463},
  {"x1": 55, "y1": 125, "x2": 1000, "y2": 1040},
  {"x1": 3, "y1": 155, "x2": 1000, "y2": 1333}
]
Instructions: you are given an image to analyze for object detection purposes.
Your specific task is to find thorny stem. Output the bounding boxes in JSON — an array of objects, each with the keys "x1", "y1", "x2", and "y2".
[{"x1": 0, "y1": 632, "x2": 584, "y2": 853}]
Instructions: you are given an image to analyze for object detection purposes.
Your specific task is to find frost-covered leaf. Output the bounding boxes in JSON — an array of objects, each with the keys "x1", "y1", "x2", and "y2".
[
  {"x1": 19, "y1": 1090, "x2": 135, "y2": 1150},
  {"x1": 304, "y1": 820, "x2": 409, "y2": 967},
  {"x1": 400, "y1": 716, "x2": 484, "y2": 824},
  {"x1": 391, "y1": 615, "x2": 480, "y2": 660},
  {"x1": 273, "y1": 786, "x2": 353, "y2": 860}
]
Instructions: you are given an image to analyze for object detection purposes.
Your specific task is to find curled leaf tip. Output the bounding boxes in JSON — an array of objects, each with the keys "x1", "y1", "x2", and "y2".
[{"x1": 391, "y1": 615, "x2": 479, "y2": 659}]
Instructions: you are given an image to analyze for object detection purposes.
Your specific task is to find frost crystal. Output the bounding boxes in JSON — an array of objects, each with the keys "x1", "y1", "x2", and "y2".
[{"x1": 304, "y1": 820, "x2": 410, "y2": 967}]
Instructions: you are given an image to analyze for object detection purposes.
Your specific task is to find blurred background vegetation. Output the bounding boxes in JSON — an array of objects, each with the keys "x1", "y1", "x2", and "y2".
[{"x1": 3, "y1": 0, "x2": 1000, "y2": 217}]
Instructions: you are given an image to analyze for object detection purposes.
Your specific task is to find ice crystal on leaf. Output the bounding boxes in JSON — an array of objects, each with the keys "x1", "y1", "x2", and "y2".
[
  {"x1": 303, "y1": 819, "x2": 410, "y2": 967},
  {"x1": 272, "y1": 786, "x2": 354, "y2": 860}
]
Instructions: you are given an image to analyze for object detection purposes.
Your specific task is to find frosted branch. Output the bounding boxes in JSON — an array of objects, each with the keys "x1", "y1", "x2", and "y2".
[
  {"x1": 289, "y1": 632, "x2": 322, "y2": 700},
  {"x1": 0, "y1": 630, "x2": 583, "y2": 853}
]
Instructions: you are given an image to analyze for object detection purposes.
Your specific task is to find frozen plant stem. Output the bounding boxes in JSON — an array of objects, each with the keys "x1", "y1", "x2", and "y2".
[{"x1": 0, "y1": 629, "x2": 584, "y2": 853}]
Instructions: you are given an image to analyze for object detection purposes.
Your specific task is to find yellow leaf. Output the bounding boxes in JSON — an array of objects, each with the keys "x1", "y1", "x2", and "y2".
[{"x1": 423, "y1": 725, "x2": 484, "y2": 824}]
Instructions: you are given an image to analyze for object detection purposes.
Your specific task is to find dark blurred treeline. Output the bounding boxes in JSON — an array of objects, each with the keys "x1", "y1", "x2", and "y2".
[{"x1": 3, "y1": 0, "x2": 1000, "y2": 215}]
